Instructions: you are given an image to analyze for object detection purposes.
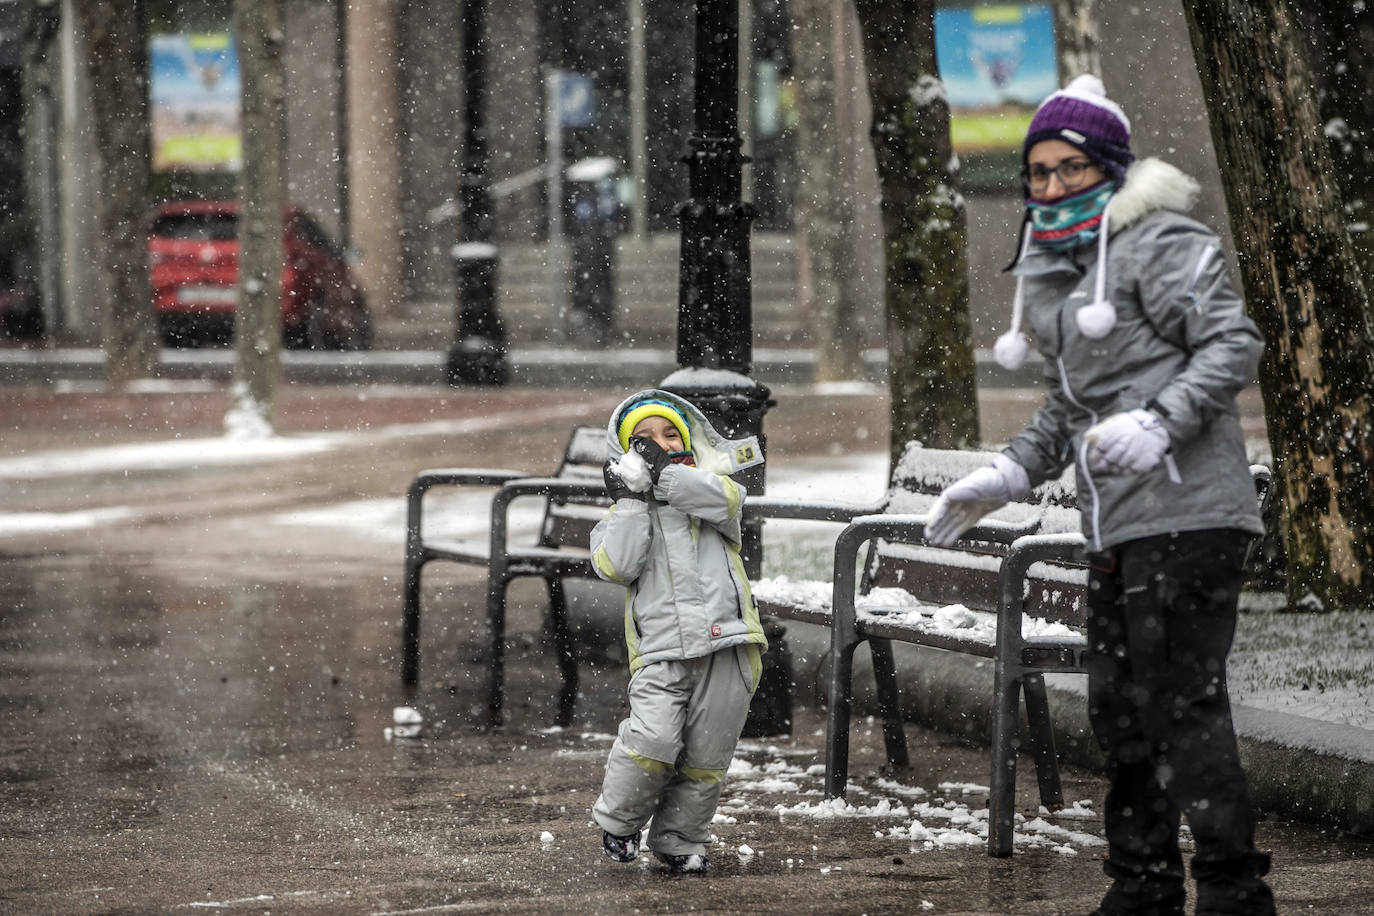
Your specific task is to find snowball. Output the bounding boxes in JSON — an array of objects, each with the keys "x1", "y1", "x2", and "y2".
[{"x1": 610, "y1": 451, "x2": 653, "y2": 493}]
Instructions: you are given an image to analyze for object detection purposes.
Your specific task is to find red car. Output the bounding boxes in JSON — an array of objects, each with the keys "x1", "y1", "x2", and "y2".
[{"x1": 149, "y1": 200, "x2": 372, "y2": 350}]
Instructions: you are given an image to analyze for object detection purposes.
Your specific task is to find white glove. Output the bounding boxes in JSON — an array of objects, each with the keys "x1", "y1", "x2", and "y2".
[
  {"x1": 926, "y1": 455, "x2": 1030, "y2": 547},
  {"x1": 1084, "y1": 409, "x2": 1170, "y2": 474}
]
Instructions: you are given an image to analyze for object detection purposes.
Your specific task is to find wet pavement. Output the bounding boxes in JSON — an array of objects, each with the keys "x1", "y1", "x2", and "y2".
[{"x1": 1, "y1": 382, "x2": 1371, "y2": 914}]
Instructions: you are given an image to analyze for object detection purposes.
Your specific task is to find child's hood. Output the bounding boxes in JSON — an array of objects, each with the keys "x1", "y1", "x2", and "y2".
[{"x1": 605, "y1": 388, "x2": 765, "y2": 476}]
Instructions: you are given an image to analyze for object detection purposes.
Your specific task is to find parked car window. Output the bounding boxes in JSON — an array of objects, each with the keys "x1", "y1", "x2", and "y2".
[{"x1": 151, "y1": 212, "x2": 238, "y2": 242}]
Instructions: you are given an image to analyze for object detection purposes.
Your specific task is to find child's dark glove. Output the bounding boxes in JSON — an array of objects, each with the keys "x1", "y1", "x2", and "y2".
[
  {"x1": 602, "y1": 460, "x2": 645, "y2": 501},
  {"x1": 628, "y1": 436, "x2": 673, "y2": 485}
]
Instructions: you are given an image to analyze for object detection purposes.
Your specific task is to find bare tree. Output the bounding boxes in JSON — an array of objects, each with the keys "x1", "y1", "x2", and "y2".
[
  {"x1": 1051, "y1": 0, "x2": 1101, "y2": 82},
  {"x1": 77, "y1": 1, "x2": 158, "y2": 384},
  {"x1": 852, "y1": 0, "x2": 978, "y2": 464},
  {"x1": 1299, "y1": 4, "x2": 1374, "y2": 283},
  {"x1": 1184, "y1": 0, "x2": 1374, "y2": 610},
  {"x1": 228, "y1": 0, "x2": 286, "y2": 436},
  {"x1": 791, "y1": 0, "x2": 863, "y2": 380}
]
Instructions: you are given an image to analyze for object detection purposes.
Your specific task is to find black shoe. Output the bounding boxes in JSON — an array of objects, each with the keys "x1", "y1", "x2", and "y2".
[
  {"x1": 1091, "y1": 880, "x2": 1186, "y2": 916},
  {"x1": 602, "y1": 830, "x2": 640, "y2": 863},
  {"x1": 654, "y1": 850, "x2": 709, "y2": 873}
]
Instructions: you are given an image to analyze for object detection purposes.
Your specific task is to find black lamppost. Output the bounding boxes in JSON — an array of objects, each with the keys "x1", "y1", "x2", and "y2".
[
  {"x1": 666, "y1": 0, "x2": 773, "y2": 576},
  {"x1": 447, "y1": 0, "x2": 509, "y2": 386}
]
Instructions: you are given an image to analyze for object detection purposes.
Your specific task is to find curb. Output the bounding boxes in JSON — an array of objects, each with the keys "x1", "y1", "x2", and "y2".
[{"x1": 0, "y1": 346, "x2": 1045, "y2": 389}]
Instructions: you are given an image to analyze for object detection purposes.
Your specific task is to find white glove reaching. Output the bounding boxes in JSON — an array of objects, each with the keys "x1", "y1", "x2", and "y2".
[
  {"x1": 926, "y1": 455, "x2": 1030, "y2": 547},
  {"x1": 1084, "y1": 409, "x2": 1170, "y2": 474}
]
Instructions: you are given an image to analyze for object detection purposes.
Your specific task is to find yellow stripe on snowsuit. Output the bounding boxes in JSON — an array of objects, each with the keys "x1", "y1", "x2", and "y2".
[
  {"x1": 726, "y1": 544, "x2": 767, "y2": 648},
  {"x1": 745, "y1": 643, "x2": 763, "y2": 693},
  {"x1": 628, "y1": 749, "x2": 674, "y2": 775},
  {"x1": 721, "y1": 476, "x2": 743, "y2": 520},
  {"x1": 593, "y1": 545, "x2": 628, "y2": 584},
  {"x1": 680, "y1": 764, "x2": 727, "y2": 784},
  {"x1": 624, "y1": 595, "x2": 644, "y2": 674}
]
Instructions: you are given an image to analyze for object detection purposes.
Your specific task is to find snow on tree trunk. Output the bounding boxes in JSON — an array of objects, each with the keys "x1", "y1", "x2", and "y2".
[
  {"x1": 79, "y1": 2, "x2": 158, "y2": 386},
  {"x1": 1184, "y1": 0, "x2": 1374, "y2": 611},
  {"x1": 230, "y1": 0, "x2": 286, "y2": 436},
  {"x1": 854, "y1": 0, "x2": 978, "y2": 466},
  {"x1": 791, "y1": 0, "x2": 863, "y2": 381},
  {"x1": 1051, "y1": 0, "x2": 1101, "y2": 83}
]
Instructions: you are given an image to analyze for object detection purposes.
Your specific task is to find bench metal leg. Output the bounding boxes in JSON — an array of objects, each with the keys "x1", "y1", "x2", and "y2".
[
  {"x1": 402, "y1": 556, "x2": 424, "y2": 689},
  {"x1": 824, "y1": 639, "x2": 861, "y2": 800},
  {"x1": 868, "y1": 638, "x2": 909, "y2": 770},
  {"x1": 988, "y1": 672, "x2": 1022, "y2": 857},
  {"x1": 1023, "y1": 673, "x2": 1063, "y2": 811},
  {"x1": 546, "y1": 576, "x2": 578, "y2": 728},
  {"x1": 486, "y1": 575, "x2": 508, "y2": 727}
]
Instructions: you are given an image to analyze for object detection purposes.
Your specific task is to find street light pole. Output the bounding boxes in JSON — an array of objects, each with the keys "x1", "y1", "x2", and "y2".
[
  {"x1": 666, "y1": 0, "x2": 773, "y2": 576},
  {"x1": 447, "y1": 0, "x2": 509, "y2": 386}
]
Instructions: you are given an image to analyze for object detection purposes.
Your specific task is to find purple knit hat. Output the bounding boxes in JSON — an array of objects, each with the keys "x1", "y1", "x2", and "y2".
[{"x1": 1023, "y1": 74, "x2": 1134, "y2": 184}]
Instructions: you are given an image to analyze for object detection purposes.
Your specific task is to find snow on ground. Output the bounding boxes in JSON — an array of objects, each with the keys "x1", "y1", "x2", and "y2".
[{"x1": 687, "y1": 734, "x2": 1109, "y2": 857}]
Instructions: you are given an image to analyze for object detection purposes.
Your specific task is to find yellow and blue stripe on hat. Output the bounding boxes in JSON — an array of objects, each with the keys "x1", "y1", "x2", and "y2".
[{"x1": 616, "y1": 398, "x2": 692, "y2": 453}]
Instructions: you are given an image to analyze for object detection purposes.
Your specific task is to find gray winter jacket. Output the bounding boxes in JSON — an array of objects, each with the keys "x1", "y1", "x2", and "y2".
[
  {"x1": 1001, "y1": 158, "x2": 1265, "y2": 551},
  {"x1": 590, "y1": 390, "x2": 768, "y2": 674}
]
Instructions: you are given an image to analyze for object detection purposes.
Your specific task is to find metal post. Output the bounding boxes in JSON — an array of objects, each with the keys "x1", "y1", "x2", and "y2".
[
  {"x1": 544, "y1": 70, "x2": 570, "y2": 343},
  {"x1": 447, "y1": 0, "x2": 509, "y2": 386},
  {"x1": 666, "y1": 0, "x2": 773, "y2": 577}
]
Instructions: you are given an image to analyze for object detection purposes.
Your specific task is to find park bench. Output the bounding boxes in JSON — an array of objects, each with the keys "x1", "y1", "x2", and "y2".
[
  {"x1": 402, "y1": 425, "x2": 608, "y2": 726},
  {"x1": 747, "y1": 444, "x2": 1272, "y2": 857}
]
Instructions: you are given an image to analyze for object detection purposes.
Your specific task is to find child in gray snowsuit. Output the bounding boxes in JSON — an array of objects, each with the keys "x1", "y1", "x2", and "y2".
[{"x1": 590, "y1": 389, "x2": 768, "y2": 873}]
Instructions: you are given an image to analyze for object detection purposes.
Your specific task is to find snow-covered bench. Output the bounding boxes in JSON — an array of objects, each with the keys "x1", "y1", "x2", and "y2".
[
  {"x1": 746, "y1": 443, "x2": 1271, "y2": 858},
  {"x1": 402, "y1": 425, "x2": 608, "y2": 727}
]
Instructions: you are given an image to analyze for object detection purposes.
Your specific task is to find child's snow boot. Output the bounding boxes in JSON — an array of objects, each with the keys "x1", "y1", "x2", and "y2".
[
  {"x1": 602, "y1": 830, "x2": 640, "y2": 863},
  {"x1": 654, "y1": 851, "x2": 709, "y2": 873}
]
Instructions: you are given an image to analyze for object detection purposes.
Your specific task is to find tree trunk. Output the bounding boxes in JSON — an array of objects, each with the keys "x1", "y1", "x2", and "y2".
[
  {"x1": 230, "y1": 0, "x2": 286, "y2": 436},
  {"x1": 791, "y1": 0, "x2": 862, "y2": 381},
  {"x1": 853, "y1": 0, "x2": 978, "y2": 466},
  {"x1": 1052, "y1": 0, "x2": 1101, "y2": 82},
  {"x1": 1184, "y1": 0, "x2": 1374, "y2": 611},
  {"x1": 1299, "y1": 4, "x2": 1374, "y2": 285},
  {"x1": 78, "y1": 2, "x2": 158, "y2": 385}
]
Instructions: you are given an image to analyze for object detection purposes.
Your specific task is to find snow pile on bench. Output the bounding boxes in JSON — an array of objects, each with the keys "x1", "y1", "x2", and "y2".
[{"x1": 753, "y1": 575, "x2": 1085, "y2": 647}]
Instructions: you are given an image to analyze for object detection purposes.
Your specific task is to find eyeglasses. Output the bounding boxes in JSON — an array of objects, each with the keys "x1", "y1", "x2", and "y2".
[{"x1": 1022, "y1": 158, "x2": 1098, "y2": 194}]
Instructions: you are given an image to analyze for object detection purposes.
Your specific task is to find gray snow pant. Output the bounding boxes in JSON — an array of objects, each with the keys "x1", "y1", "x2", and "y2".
[{"x1": 593, "y1": 645, "x2": 758, "y2": 857}]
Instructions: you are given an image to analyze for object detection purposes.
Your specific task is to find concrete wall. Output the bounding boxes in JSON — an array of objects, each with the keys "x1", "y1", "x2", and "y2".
[{"x1": 284, "y1": 1, "x2": 346, "y2": 246}]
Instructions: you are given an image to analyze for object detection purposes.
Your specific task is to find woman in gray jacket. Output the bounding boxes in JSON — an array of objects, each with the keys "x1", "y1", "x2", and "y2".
[
  {"x1": 928, "y1": 76, "x2": 1274, "y2": 916},
  {"x1": 590, "y1": 389, "x2": 768, "y2": 874}
]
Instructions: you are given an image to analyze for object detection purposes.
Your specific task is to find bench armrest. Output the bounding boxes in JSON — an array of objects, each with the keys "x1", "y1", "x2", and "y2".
[
  {"x1": 994, "y1": 533, "x2": 1088, "y2": 664},
  {"x1": 487, "y1": 477, "x2": 610, "y2": 564},
  {"x1": 823, "y1": 514, "x2": 1053, "y2": 649},
  {"x1": 405, "y1": 468, "x2": 530, "y2": 554},
  {"x1": 744, "y1": 495, "x2": 883, "y2": 524}
]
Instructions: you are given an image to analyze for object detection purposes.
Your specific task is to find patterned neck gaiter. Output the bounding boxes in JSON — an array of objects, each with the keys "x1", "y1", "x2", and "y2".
[
  {"x1": 1027, "y1": 180, "x2": 1116, "y2": 252},
  {"x1": 669, "y1": 451, "x2": 696, "y2": 467}
]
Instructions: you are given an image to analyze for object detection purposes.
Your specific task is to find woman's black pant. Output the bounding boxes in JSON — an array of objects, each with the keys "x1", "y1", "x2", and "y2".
[{"x1": 1086, "y1": 528, "x2": 1274, "y2": 915}]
